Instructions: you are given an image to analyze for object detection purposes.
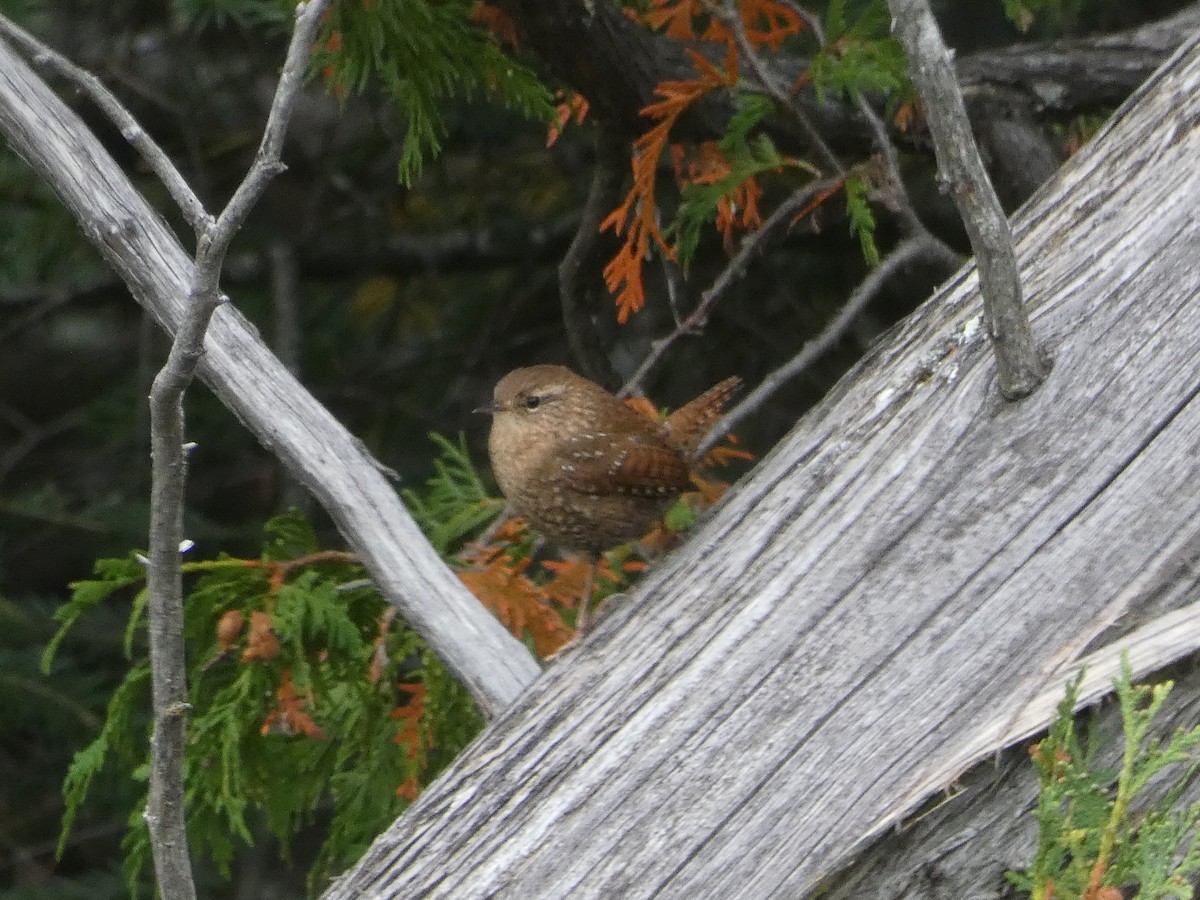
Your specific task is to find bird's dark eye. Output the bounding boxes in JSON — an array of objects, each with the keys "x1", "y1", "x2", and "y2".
[{"x1": 524, "y1": 395, "x2": 542, "y2": 410}]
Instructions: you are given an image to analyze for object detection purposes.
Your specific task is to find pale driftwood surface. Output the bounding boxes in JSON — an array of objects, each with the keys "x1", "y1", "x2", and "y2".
[
  {"x1": 324, "y1": 34, "x2": 1200, "y2": 900},
  {"x1": 0, "y1": 39, "x2": 540, "y2": 718},
  {"x1": 822, "y1": 595, "x2": 1200, "y2": 897}
]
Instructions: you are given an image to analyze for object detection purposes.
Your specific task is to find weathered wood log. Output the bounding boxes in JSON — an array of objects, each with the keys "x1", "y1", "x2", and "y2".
[
  {"x1": 323, "y1": 31, "x2": 1200, "y2": 899},
  {"x1": 0, "y1": 33, "x2": 541, "y2": 718}
]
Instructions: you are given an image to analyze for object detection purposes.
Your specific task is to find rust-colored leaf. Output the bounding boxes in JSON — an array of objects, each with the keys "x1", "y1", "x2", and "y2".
[
  {"x1": 216, "y1": 609, "x2": 245, "y2": 652},
  {"x1": 738, "y1": 0, "x2": 802, "y2": 51},
  {"x1": 547, "y1": 90, "x2": 589, "y2": 147},
  {"x1": 459, "y1": 551, "x2": 572, "y2": 655},
  {"x1": 689, "y1": 473, "x2": 729, "y2": 505},
  {"x1": 643, "y1": 0, "x2": 703, "y2": 39},
  {"x1": 241, "y1": 610, "x2": 279, "y2": 662},
  {"x1": 705, "y1": 433, "x2": 755, "y2": 467},
  {"x1": 791, "y1": 176, "x2": 848, "y2": 227},
  {"x1": 623, "y1": 394, "x2": 662, "y2": 422},
  {"x1": 638, "y1": 519, "x2": 679, "y2": 554},
  {"x1": 602, "y1": 46, "x2": 737, "y2": 322},
  {"x1": 472, "y1": 1, "x2": 520, "y2": 48},
  {"x1": 390, "y1": 682, "x2": 430, "y2": 761},
  {"x1": 396, "y1": 776, "x2": 420, "y2": 801},
  {"x1": 261, "y1": 670, "x2": 326, "y2": 740}
]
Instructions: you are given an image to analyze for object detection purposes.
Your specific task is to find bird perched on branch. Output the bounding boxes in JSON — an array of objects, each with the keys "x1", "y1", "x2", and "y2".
[{"x1": 478, "y1": 364, "x2": 740, "y2": 637}]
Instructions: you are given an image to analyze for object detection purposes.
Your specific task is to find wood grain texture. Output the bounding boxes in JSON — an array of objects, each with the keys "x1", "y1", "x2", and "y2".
[
  {"x1": 824, "y1": 598, "x2": 1200, "y2": 898},
  {"x1": 323, "y1": 34, "x2": 1200, "y2": 899},
  {"x1": 0, "y1": 38, "x2": 540, "y2": 717}
]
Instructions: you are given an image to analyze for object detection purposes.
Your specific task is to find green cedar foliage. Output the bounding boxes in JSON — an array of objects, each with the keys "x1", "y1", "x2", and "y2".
[
  {"x1": 309, "y1": 0, "x2": 555, "y2": 184},
  {"x1": 174, "y1": 0, "x2": 554, "y2": 185},
  {"x1": 666, "y1": 0, "x2": 901, "y2": 273},
  {"x1": 811, "y1": 0, "x2": 910, "y2": 106},
  {"x1": 671, "y1": 133, "x2": 804, "y2": 268},
  {"x1": 47, "y1": 510, "x2": 482, "y2": 895},
  {"x1": 401, "y1": 432, "x2": 503, "y2": 555},
  {"x1": 844, "y1": 174, "x2": 879, "y2": 267},
  {"x1": 1009, "y1": 657, "x2": 1200, "y2": 899},
  {"x1": 1001, "y1": 0, "x2": 1101, "y2": 37}
]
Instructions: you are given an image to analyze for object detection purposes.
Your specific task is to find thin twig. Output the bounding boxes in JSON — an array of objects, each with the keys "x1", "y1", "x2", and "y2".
[
  {"x1": 718, "y1": 1, "x2": 843, "y2": 176},
  {"x1": 696, "y1": 234, "x2": 960, "y2": 456},
  {"x1": 776, "y1": 0, "x2": 826, "y2": 45},
  {"x1": 656, "y1": 211, "x2": 688, "y2": 328},
  {"x1": 0, "y1": 403, "x2": 89, "y2": 483},
  {"x1": 0, "y1": 15, "x2": 211, "y2": 234},
  {"x1": 887, "y1": 0, "x2": 1050, "y2": 399},
  {"x1": 621, "y1": 175, "x2": 844, "y2": 397},
  {"x1": 778, "y1": 0, "x2": 940, "y2": 249},
  {"x1": 854, "y1": 94, "x2": 927, "y2": 239},
  {"x1": 559, "y1": 126, "x2": 626, "y2": 387},
  {"x1": 142, "y1": 3, "x2": 329, "y2": 898}
]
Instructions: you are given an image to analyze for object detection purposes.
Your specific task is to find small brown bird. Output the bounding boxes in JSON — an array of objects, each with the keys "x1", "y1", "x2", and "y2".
[{"x1": 479, "y1": 364, "x2": 740, "y2": 636}]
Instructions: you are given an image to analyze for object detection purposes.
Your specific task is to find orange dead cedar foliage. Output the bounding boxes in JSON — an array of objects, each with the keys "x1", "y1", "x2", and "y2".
[
  {"x1": 675, "y1": 141, "x2": 765, "y2": 248},
  {"x1": 243, "y1": 550, "x2": 357, "y2": 593},
  {"x1": 603, "y1": 0, "x2": 806, "y2": 322},
  {"x1": 705, "y1": 432, "x2": 755, "y2": 467},
  {"x1": 490, "y1": 515, "x2": 529, "y2": 545},
  {"x1": 540, "y1": 557, "x2": 620, "y2": 606},
  {"x1": 639, "y1": 518, "x2": 680, "y2": 554},
  {"x1": 792, "y1": 175, "x2": 849, "y2": 228},
  {"x1": 396, "y1": 774, "x2": 420, "y2": 802},
  {"x1": 547, "y1": 90, "x2": 589, "y2": 147},
  {"x1": 623, "y1": 394, "x2": 662, "y2": 422},
  {"x1": 367, "y1": 606, "x2": 399, "y2": 685},
  {"x1": 241, "y1": 610, "x2": 280, "y2": 662},
  {"x1": 601, "y1": 44, "x2": 738, "y2": 323},
  {"x1": 260, "y1": 669, "x2": 327, "y2": 740},
  {"x1": 318, "y1": 25, "x2": 346, "y2": 101},
  {"x1": 641, "y1": 0, "x2": 801, "y2": 49},
  {"x1": 734, "y1": 0, "x2": 802, "y2": 50},
  {"x1": 640, "y1": 0, "x2": 700, "y2": 38},
  {"x1": 390, "y1": 682, "x2": 429, "y2": 800},
  {"x1": 689, "y1": 472, "x2": 730, "y2": 505},
  {"x1": 893, "y1": 100, "x2": 915, "y2": 133},
  {"x1": 216, "y1": 609, "x2": 245, "y2": 652},
  {"x1": 390, "y1": 682, "x2": 429, "y2": 761},
  {"x1": 472, "y1": 1, "x2": 520, "y2": 49},
  {"x1": 790, "y1": 69, "x2": 812, "y2": 95},
  {"x1": 458, "y1": 546, "x2": 572, "y2": 657}
]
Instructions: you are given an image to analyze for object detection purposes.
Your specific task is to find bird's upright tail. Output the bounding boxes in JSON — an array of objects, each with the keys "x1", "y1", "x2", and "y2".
[{"x1": 662, "y1": 376, "x2": 742, "y2": 460}]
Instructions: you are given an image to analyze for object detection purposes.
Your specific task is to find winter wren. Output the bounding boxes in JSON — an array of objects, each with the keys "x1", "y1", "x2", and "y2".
[{"x1": 479, "y1": 365, "x2": 740, "y2": 555}]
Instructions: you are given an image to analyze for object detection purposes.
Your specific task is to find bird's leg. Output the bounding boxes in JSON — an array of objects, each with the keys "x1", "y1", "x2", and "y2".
[
  {"x1": 546, "y1": 554, "x2": 598, "y2": 662},
  {"x1": 575, "y1": 553, "x2": 597, "y2": 638}
]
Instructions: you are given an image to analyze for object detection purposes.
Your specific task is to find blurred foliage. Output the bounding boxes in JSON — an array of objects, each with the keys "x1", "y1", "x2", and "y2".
[
  {"x1": 311, "y1": 0, "x2": 554, "y2": 183},
  {"x1": 0, "y1": 156, "x2": 102, "y2": 286},
  {"x1": 1001, "y1": 0, "x2": 1104, "y2": 36}
]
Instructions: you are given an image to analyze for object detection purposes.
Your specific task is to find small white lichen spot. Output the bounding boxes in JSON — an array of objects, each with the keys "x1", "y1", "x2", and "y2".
[
  {"x1": 960, "y1": 314, "x2": 982, "y2": 344},
  {"x1": 873, "y1": 386, "x2": 896, "y2": 414}
]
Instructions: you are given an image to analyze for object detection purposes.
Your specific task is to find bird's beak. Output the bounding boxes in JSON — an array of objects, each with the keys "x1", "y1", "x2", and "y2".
[{"x1": 474, "y1": 400, "x2": 501, "y2": 415}]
